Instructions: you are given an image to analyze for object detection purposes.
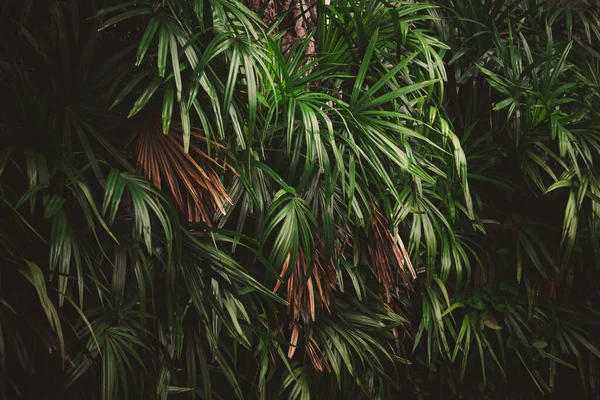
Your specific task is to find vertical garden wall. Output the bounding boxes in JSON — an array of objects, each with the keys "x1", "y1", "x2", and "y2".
[{"x1": 1, "y1": 0, "x2": 600, "y2": 398}]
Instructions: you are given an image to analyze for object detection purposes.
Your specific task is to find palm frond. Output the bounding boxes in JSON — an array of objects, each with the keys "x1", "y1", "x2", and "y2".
[{"x1": 136, "y1": 119, "x2": 232, "y2": 224}]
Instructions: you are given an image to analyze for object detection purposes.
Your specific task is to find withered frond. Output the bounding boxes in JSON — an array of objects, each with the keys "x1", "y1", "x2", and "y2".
[
  {"x1": 306, "y1": 336, "x2": 330, "y2": 372},
  {"x1": 274, "y1": 244, "x2": 337, "y2": 325},
  {"x1": 286, "y1": 325, "x2": 331, "y2": 373},
  {"x1": 275, "y1": 241, "x2": 337, "y2": 361},
  {"x1": 136, "y1": 119, "x2": 232, "y2": 224},
  {"x1": 368, "y1": 208, "x2": 415, "y2": 303}
]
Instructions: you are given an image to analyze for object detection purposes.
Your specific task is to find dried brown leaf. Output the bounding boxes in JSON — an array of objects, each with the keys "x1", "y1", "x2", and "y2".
[{"x1": 135, "y1": 119, "x2": 232, "y2": 224}]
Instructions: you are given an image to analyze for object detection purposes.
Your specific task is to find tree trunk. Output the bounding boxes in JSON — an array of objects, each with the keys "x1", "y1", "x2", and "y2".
[{"x1": 245, "y1": 0, "x2": 316, "y2": 54}]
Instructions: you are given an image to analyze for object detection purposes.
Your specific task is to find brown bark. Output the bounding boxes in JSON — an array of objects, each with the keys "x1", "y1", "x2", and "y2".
[{"x1": 245, "y1": 0, "x2": 316, "y2": 54}]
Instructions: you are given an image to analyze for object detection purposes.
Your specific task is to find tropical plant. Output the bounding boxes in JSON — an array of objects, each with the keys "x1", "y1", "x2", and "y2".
[{"x1": 1, "y1": 0, "x2": 600, "y2": 399}]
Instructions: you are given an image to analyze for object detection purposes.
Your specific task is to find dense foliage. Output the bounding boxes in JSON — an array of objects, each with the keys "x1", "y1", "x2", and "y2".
[{"x1": 2, "y1": 0, "x2": 600, "y2": 398}]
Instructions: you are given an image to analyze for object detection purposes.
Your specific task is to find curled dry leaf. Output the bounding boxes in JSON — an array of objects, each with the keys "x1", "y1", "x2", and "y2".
[{"x1": 288, "y1": 322, "x2": 300, "y2": 358}]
